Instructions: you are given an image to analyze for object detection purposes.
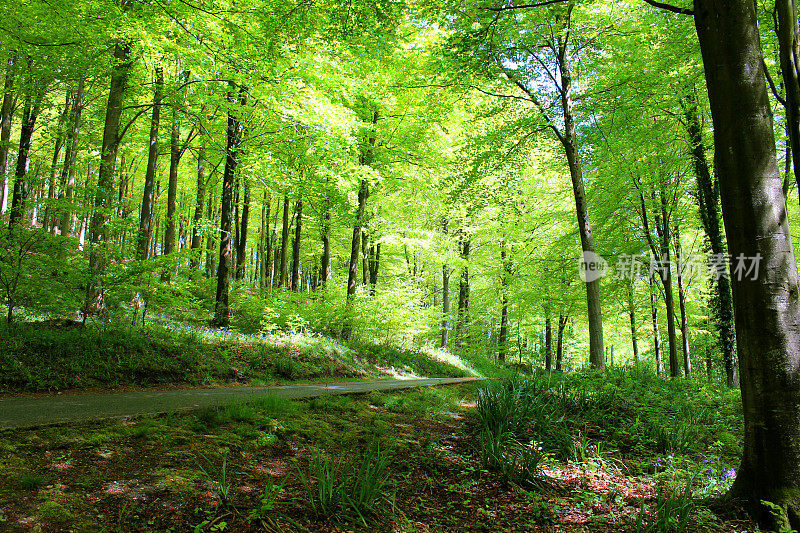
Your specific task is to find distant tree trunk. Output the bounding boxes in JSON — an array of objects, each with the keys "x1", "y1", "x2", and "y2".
[
  {"x1": 649, "y1": 274, "x2": 662, "y2": 376},
  {"x1": 321, "y1": 204, "x2": 331, "y2": 288},
  {"x1": 205, "y1": 190, "x2": 216, "y2": 278},
  {"x1": 8, "y1": 86, "x2": 43, "y2": 229},
  {"x1": 259, "y1": 190, "x2": 270, "y2": 291},
  {"x1": 279, "y1": 193, "x2": 290, "y2": 288},
  {"x1": 441, "y1": 262, "x2": 450, "y2": 349},
  {"x1": 545, "y1": 309, "x2": 553, "y2": 371},
  {"x1": 190, "y1": 142, "x2": 206, "y2": 271},
  {"x1": 455, "y1": 235, "x2": 470, "y2": 347},
  {"x1": 58, "y1": 75, "x2": 84, "y2": 236},
  {"x1": 290, "y1": 196, "x2": 302, "y2": 291},
  {"x1": 44, "y1": 93, "x2": 70, "y2": 232},
  {"x1": 556, "y1": 314, "x2": 568, "y2": 371},
  {"x1": 361, "y1": 231, "x2": 369, "y2": 287},
  {"x1": 674, "y1": 225, "x2": 691, "y2": 376},
  {"x1": 657, "y1": 191, "x2": 680, "y2": 378},
  {"x1": 235, "y1": 177, "x2": 250, "y2": 280},
  {"x1": 163, "y1": 69, "x2": 188, "y2": 266},
  {"x1": 137, "y1": 66, "x2": 163, "y2": 260},
  {"x1": 498, "y1": 245, "x2": 510, "y2": 363},
  {"x1": 0, "y1": 54, "x2": 15, "y2": 216},
  {"x1": 368, "y1": 242, "x2": 380, "y2": 293},
  {"x1": 695, "y1": 1, "x2": 800, "y2": 524},
  {"x1": 212, "y1": 84, "x2": 245, "y2": 327},
  {"x1": 84, "y1": 31, "x2": 133, "y2": 315},
  {"x1": 628, "y1": 281, "x2": 639, "y2": 363},
  {"x1": 682, "y1": 91, "x2": 737, "y2": 387}
]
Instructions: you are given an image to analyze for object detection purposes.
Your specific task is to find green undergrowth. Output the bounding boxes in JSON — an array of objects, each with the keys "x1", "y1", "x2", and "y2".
[{"x1": 0, "y1": 320, "x2": 478, "y2": 392}]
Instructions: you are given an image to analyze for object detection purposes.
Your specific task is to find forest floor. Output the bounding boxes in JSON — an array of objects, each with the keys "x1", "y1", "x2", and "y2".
[{"x1": 0, "y1": 382, "x2": 756, "y2": 532}]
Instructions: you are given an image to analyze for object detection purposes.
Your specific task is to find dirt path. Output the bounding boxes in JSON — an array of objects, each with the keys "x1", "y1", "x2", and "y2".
[{"x1": 0, "y1": 377, "x2": 483, "y2": 429}]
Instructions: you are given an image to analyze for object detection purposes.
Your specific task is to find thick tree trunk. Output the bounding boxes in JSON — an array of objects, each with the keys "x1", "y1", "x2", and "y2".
[
  {"x1": 190, "y1": 143, "x2": 206, "y2": 271},
  {"x1": 290, "y1": 196, "x2": 302, "y2": 291},
  {"x1": 0, "y1": 54, "x2": 15, "y2": 217},
  {"x1": 8, "y1": 87, "x2": 42, "y2": 229},
  {"x1": 649, "y1": 274, "x2": 662, "y2": 376},
  {"x1": 58, "y1": 75, "x2": 84, "y2": 236},
  {"x1": 674, "y1": 226, "x2": 691, "y2": 376},
  {"x1": 279, "y1": 193, "x2": 290, "y2": 289},
  {"x1": 212, "y1": 84, "x2": 244, "y2": 327},
  {"x1": 137, "y1": 66, "x2": 163, "y2": 260},
  {"x1": 695, "y1": 0, "x2": 800, "y2": 525},
  {"x1": 235, "y1": 177, "x2": 250, "y2": 280},
  {"x1": 682, "y1": 91, "x2": 737, "y2": 387},
  {"x1": 557, "y1": 31, "x2": 604, "y2": 368},
  {"x1": 85, "y1": 34, "x2": 133, "y2": 315}
]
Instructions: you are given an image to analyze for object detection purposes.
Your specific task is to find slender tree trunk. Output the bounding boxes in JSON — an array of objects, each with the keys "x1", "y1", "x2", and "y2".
[
  {"x1": 361, "y1": 231, "x2": 369, "y2": 287},
  {"x1": 498, "y1": 245, "x2": 511, "y2": 363},
  {"x1": 290, "y1": 196, "x2": 302, "y2": 291},
  {"x1": 0, "y1": 54, "x2": 15, "y2": 216},
  {"x1": 137, "y1": 66, "x2": 163, "y2": 260},
  {"x1": 85, "y1": 31, "x2": 133, "y2": 315},
  {"x1": 628, "y1": 281, "x2": 639, "y2": 363},
  {"x1": 441, "y1": 263, "x2": 450, "y2": 349},
  {"x1": 44, "y1": 93, "x2": 70, "y2": 232},
  {"x1": 321, "y1": 204, "x2": 331, "y2": 288},
  {"x1": 556, "y1": 314, "x2": 567, "y2": 371},
  {"x1": 58, "y1": 75, "x2": 84, "y2": 236},
  {"x1": 8, "y1": 87, "x2": 42, "y2": 229},
  {"x1": 657, "y1": 190, "x2": 680, "y2": 378},
  {"x1": 163, "y1": 69, "x2": 186, "y2": 264},
  {"x1": 212, "y1": 84, "x2": 244, "y2": 327},
  {"x1": 279, "y1": 193, "x2": 290, "y2": 288},
  {"x1": 776, "y1": 0, "x2": 800, "y2": 199},
  {"x1": 235, "y1": 177, "x2": 250, "y2": 280},
  {"x1": 455, "y1": 236, "x2": 470, "y2": 347},
  {"x1": 674, "y1": 226, "x2": 691, "y2": 376},
  {"x1": 556, "y1": 27, "x2": 604, "y2": 368},
  {"x1": 190, "y1": 142, "x2": 206, "y2": 271},
  {"x1": 205, "y1": 190, "x2": 216, "y2": 278},
  {"x1": 368, "y1": 243, "x2": 380, "y2": 293},
  {"x1": 545, "y1": 309, "x2": 553, "y2": 371},
  {"x1": 682, "y1": 91, "x2": 737, "y2": 387},
  {"x1": 695, "y1": 1, "x2": 800, "y2": 524},
  {"x1": 650, "y1": 274, "x2": 662, "y2": 376}
]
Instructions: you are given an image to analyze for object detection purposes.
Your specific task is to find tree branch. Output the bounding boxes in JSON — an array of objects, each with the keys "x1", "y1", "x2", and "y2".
[
  {"x1": 485, "y1": 0, "x2": 569, "y2": 11},
  {"x1": 640, "y1": 0, "x2": 694, "y2": 16}
]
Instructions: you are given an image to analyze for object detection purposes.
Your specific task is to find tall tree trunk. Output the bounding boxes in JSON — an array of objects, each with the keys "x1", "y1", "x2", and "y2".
[
  {"x1": 657, "y1": 190, "x2": 680, "y2": 378},
  {"x1": 441, "y1": 262, "x2": 450, "y2": 349},
  {"x1": 85, "y1": 30, "x2": 133, "y2": 315},
  {"x1": 58, "y1": 75, "x2": 84, "y2": 236},
  {"x1": 212, "y1": 84, "x2": 244, "y2": 327},
  {"x1": 455, "y1": 235, "x2": 470, "y2": 347},
  {"x1": 545, "y1": 309, "x2": 553, "y2": 371},
  {"x1": 498, "y1": 245, "x2": 511, "y2": 363},
  {"x1": 628, "y1": 281, "x2": 639, "y2": 363},
  {"x1": 650, "y1": 274, "x2": 662, "y2": 376},
  {"x1": 279, "y1": 193, "x2": 290, "y2": 288},
  {"x1": 44, "y1": 93, "x2": 70, "y2": 232},
  {"x1": 368, "y1": 242, "x2": 380, "y2": 293},
  {"x1": 137, "y1": 66, "x2": 163, "y2": 260},
  {"x1": 235, "y1": 176, "x2": 250, "y2": 280},
  {"x1": 259, "y1": 190, "x2": 269, "y2": 290},
  {"x1": 8, "y1": 86, "x2": 42, "y2": 229},
  {"x1": 361, "y1": 231, "x2": 369, "y2": 287},
  {"x1": 682, "y1": 91, "x2": 737, "y2": 387},
  {"x1": 556, "y1": 314, "x2": 567, "y2": 371},
  {"x1": 674, "y1": 226, "x2": 691, "y2": 376},
  {"x1": 556, "y1": 22, "x2": 604, "y2": 368},
  {"x1": 0, "y1": 54, "x2": 15, "y2": 216},
  {"x1": 205, "y1": 190, "x2": 216, "y2": 278},
  {"x1": 163, "y1": 69, "x2": 187, "y2": 265},
  {"x1": 695, "y1": 0, "x2": 800, "y2": 524},
  {"x1": 190, "y1": 142, "x2": 206, "y2": 271},
  {"x1": 321, "y1": 203, "x2": 331, "y2": 288},
  {"x1": 290, "y1": 196, "x2": 302, "y2": 291}
]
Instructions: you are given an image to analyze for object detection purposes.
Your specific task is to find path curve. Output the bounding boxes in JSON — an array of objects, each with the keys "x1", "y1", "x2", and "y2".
[{"x1": 0, "y1": 377, "x2": 484, "y2": 429}]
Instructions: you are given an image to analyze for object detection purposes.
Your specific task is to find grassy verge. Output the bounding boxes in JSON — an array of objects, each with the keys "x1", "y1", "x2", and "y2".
[{"x1": 0, "y1": 320, "x2": 478, "y2": 393}]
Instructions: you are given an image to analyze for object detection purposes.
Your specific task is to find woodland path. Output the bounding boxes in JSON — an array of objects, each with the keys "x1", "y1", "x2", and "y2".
[{"x1": 0, "y1": 377, "x2": 483, "y2": 429}]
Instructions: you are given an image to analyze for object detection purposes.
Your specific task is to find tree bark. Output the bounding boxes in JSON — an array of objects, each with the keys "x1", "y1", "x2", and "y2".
[
  {"x1": 776, "y1": 0, "x2": 800, "y2": 200},
  {"x1": 0, "y1": 54, "x2": 15, "y2": 216},
  {"x1": 556, "y1": 314, "x2": 567, "y2": 371},
  {"x1": 44, "y1": 93, "x2": 70, "y2": 233},
  {"x1": 441, "y1": 262, "x2": 450, "y2": 349},
  {"x1": 212, "y1": 83, "x2": 245, "y2": 327},
  {"x1": 163, "y1": 69, "x2": 188, "y2": 263},
  {"x1": 682, "y1": 91, "x2": 737, "y2": 387},
  {"x1": 545, "y1": 310, "x2": 553, "y2": 371},
  {"x1": 695, "y1": 0, "x2": 800, "y2": 525},
  {"x1": 628, "y1": 281, "x2": 639, "y2": 363},
  {"x1": 321, "y1": 203, "x2": 331, "y2": 288},
  {"x1": 455, "y1": 235, "x2": 470, "y2": 347},
  {"x1": 137, "y1": 66, "x2": 163, "y2": 260},
  {"x1": 649, "y1": 273, "x2": 662, "y2": 376}
]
